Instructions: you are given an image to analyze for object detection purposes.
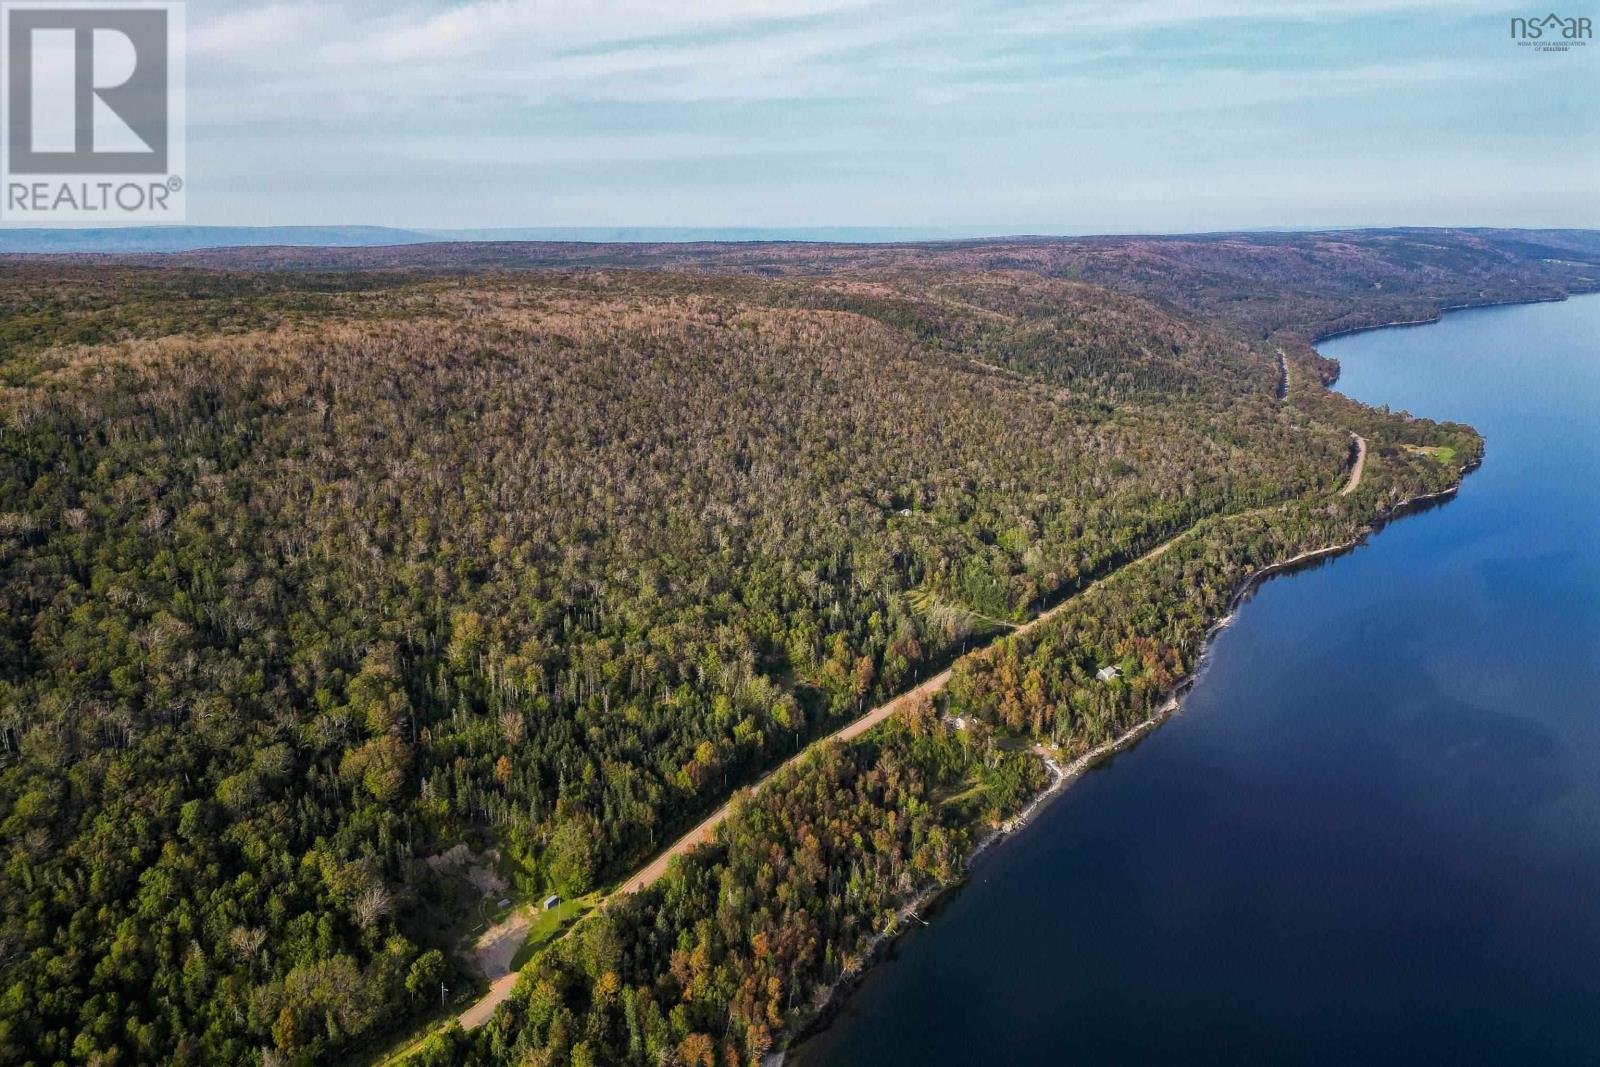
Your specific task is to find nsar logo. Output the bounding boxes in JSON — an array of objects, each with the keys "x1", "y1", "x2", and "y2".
[{"x1": 1510, "y1": 12, "x2": 1592, "y2": 50}]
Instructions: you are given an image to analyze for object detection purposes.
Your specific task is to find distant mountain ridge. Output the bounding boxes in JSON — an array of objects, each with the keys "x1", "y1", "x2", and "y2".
[
  {"x1": 6, "y1": 224, "x2": 1600, "y2": 258},
  {"x1": 0, "y1": 225, "x2": 1018, "y2": 253},
  {"x1": 0, "y1": 225, "x2": 1062, "y2": 254},
  {"x1": 0, "y1": 225, "x2": 436, "y2": 253}
]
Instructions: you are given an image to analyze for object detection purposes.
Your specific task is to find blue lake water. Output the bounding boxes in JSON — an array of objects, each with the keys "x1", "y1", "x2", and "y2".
[{"x1": 796, "y1": 295, "x2": 1600, "y2": 1064}]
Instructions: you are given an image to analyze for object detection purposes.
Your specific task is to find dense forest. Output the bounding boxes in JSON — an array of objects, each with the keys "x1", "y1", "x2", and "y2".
[
  {"x1": 0, "y1": 230, "x2": 1585, "y2": 1065},
  {"x1": 410, "y1": 375, "x2": 1482, "y2": 1067}
]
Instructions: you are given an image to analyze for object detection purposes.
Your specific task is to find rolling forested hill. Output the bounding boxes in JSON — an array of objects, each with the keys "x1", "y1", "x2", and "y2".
[
  {"x1": 43, "y1": 225, "x2": 1599, "y2": 340},
  {"x1": 0, "y1": 230, "x2": 1594, "y2": 1065}
]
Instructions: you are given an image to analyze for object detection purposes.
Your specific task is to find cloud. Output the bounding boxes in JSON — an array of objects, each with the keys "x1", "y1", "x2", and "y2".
[
  {"x1": 194, "y1": 0, "x2": 881, "y2": 63},
  {"x1": 989, "y1": 0, "x2": 1516, "y2": 35},
  {"x1": 188, "y1": 0, "x2": 905, "y2": 122},
  {"x1": 188, "y1": 0, "x2": 1526, "y2": 120},
  {"x1": 175, "y1": 0, "x2": 1596, "y2": 228}
]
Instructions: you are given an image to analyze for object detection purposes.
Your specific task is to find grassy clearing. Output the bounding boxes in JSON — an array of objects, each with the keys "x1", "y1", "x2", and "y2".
[
  {"x1": 933, "y1": 772, "x2": 990, "y2": 823},
  {"x1": 510, "y1": 893, "x2": 601, "y2": 972},
  {"x1": 907, "y1": 588, "x2": 1020, "y2": 634},
  {"x1": 1404, "y1": 443, "x2": 1458, "y2": 466}
]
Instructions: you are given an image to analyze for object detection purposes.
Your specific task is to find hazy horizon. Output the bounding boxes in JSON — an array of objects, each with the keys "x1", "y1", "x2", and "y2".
[{"x1": 5, "y1": 222, "x2": 1600, "y2": 246}]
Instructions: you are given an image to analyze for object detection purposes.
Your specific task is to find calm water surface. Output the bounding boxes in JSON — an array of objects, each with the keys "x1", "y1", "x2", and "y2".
[{"x1": 797, "y1": 295, "x2": 1600, "y2": 1064}]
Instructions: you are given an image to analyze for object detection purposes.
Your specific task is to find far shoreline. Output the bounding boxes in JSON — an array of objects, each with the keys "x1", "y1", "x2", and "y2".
[{"x1": 1307, "y1": 289, "x2": 1595, "y2": 346}]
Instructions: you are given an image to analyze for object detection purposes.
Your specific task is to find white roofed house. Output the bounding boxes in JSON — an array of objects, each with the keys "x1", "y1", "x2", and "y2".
[{"x1": 1095, "y1": 665, "x2": 1122, "y2": 682}]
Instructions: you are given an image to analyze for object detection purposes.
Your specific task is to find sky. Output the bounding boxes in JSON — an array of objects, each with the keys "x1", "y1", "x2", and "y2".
[{"x1": 181, "y1": 0, "x2": 1599, "y2": 231}]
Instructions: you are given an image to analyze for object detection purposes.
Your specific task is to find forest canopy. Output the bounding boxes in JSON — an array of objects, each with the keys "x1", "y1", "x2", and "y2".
[{"x1": 0, "y1": 230, "x2": 1589, "y2": 1065}]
